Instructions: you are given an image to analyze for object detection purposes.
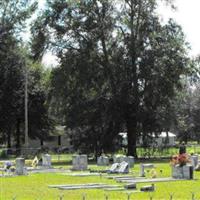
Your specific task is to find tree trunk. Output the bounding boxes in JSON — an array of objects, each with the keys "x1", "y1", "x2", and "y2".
[
  {"x1": 16, "y1": 119, "x2": 21, "y2": 149},
  {"x1": 7, "y1": 128, "x2": 11, "y2": 148},
  {"x1": 127, "y1": 119, "x2": 137, "y2": 157},
  {"x1": 94, "y1": 139, "x2": 100, "y2": 161}
]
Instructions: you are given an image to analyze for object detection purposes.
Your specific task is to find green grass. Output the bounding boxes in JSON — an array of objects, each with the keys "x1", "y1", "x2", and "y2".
[{"x1": 1, "y1": 162, "x2": 200, "y2": 200}]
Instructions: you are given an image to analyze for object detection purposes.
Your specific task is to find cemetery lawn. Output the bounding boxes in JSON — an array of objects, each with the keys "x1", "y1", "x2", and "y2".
[{"x1": 1, "y1": 162, "x2": 200, "y2": 200}]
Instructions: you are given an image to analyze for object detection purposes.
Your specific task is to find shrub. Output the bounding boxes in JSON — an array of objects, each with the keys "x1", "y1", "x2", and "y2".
[{"x1": 0, "y1": 150, "x2": 8, "y2": 159}]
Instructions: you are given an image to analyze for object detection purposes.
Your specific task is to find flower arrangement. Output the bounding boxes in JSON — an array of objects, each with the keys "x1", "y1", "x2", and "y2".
[{"x1": 170, "y1": 153, "x2": 190, "y2": 167}]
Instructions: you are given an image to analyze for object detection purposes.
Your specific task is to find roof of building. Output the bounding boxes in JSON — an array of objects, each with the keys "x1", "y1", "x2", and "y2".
[
  {"x1": 157, "y1": 132, "x2": 176, "y2": 138},
  {"x1": 119, "y1": 131, "x2": 176, "y2": 138}
]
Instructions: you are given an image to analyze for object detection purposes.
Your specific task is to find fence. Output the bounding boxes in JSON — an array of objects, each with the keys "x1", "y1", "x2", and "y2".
[
  {"x1": 136, "y1": 144, "x2": 200, "y2": 159},
  {"x1": 1, "y1": 144, "x2": 200, "y2": 160},
  {"x1": 8, "y1": 192, "x2": 198, "y2": 200}
]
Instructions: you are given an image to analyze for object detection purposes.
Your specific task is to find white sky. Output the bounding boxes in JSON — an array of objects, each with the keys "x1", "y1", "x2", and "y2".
[
  {"x1": 158, "y1": 0, "x2": 200, "y2": 57},
  {"x1": 41, "y1": 0, "x2": 200, "y2": 66}
]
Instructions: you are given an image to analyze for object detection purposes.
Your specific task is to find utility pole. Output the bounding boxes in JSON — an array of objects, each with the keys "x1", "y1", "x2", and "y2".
[{"x1": 24, "y1": 63, "x2": 29, "y2": 149}]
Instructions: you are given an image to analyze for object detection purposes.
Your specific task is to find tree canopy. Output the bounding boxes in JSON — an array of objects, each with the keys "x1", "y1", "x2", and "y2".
[
  {"x1": 0, "y1": 0, "x2": 53, "y2": 149},
  {"x1": 30, "y1": 0, "x2": 194, "y2": 156}
]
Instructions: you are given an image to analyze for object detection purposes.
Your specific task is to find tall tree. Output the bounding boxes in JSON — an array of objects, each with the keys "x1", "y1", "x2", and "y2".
[
  {"x1": 0, "y1": 0, "x2": 37, "y2": 148},
  {"x1": 0, "y1": 0, "x2": 54, "y2": 149},
  {"x1": 113, "y1": 0, "x2": 190, "y2": 155},
  {"x1": 31, "y1": 0, "x2": 191, "y2": 157}
]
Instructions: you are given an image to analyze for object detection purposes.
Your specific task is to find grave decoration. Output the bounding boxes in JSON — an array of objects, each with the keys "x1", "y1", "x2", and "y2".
[
  {"x1": 150, "y1": 168, "x2": 157, "y2": 178},
  {"x1": 4, "y1": 161, "x2": 13, "y2": 172},
  {"x1": 170, "y1": 153, "x2": 193, "y2": 179},
  {"x1": 32, "y1": 156, "x2": 39, "y2": 168},
  {"x1": 0, "y1": 161, "x2": 15, "y2": 175},
  {"x1": 171, "y1": 153, "x2": 190, "y2": 167}
]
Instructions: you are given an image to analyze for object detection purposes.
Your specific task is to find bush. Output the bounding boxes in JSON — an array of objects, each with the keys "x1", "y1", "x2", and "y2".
[{"x1": 0, "y1": 150, "x2": 8, "y2": 159}]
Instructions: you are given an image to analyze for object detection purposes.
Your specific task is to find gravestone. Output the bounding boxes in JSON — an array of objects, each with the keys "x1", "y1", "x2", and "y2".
[
  {"x1": 113, "y1": 155, "x2": 134, "y2": 168},
  {"x1": 117, "y1": 161, "x2": 129, "y2": 173},
  {"x1": 195, "y1": 163, "x2": 200, "y2": 171},
  {"x1": 72, "y1": 155, "x2": 88, "y2": 170},
  {"x1": 140, "y1": 164, "x2": 154, "y2": 177},
  {"x1": 190, "y1": 155, "x2": 198, "y2": 168},
  {"x1": 108, "y1": 162, "x2": 129, "y2": 173},
  {"x1": 97, "y1": 156, "x2": 109, "y2": 166},
  {"x1": 16, "y1": 158, "x2": 26, "y2": 175},
  {"x1": 42, "y1": 154, "x2": 52, "y2": 167},
  {"x1": 172, "y1": 164, "x2": 193, "y2": 179},
  {"x1": 172, "y1": 165, "x2": 182, "y2": 178},
  {"x1": 125, "y1": 156, "x2": 134, "y2": 168},
  {"x1": 195, "y1": 159, "x2": 200, "y2": 171},
  {"x1": 113, "y1": 155, "x2": 126, "y2": 163},
  {"x1": 108, "y1": 163, "x2": 119, "y2": 173}
]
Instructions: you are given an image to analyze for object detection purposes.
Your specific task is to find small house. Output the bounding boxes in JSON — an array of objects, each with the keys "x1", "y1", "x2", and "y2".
[{"x1": 119, "y1": 131, "x2": 176, "y2": 147}]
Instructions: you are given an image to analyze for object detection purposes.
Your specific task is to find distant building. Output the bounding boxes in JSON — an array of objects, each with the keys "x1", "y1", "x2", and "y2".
[
  {"x1": 119, "y1": 131, "x2": 176, "y2": 147},
  {"x1": 24, "y1": 125, "x2": 73, "y2": 152}
]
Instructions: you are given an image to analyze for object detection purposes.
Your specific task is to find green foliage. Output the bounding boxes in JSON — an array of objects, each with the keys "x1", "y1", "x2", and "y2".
[
  {"x1": 27, "y1": 62, "x2": 55, "y2": 140},
  {"x1": 0, "y1": 149, "x2": 8, "y2": 159},
  {"x1": 174, "y1": 82, "x2": 200, "y2": 143},
  {"x1": 31, "y1": 0, "x2": 193, "y2": 157},
  {"x1": 0, "y1": 0, "x2": 53, "y2": 148}
]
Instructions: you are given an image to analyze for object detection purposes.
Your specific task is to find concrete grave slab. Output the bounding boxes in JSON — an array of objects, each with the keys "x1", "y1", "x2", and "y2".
[
  {"x1": 140, "y1": 184, "x2": 155, "y2": 192},
  {"x1": 124, "y1": 183, "x2": 137, "y2": 190},
  {"x1": 49, "y1": 183, "x2": 120, "y2": 190},
  {"x1": 106, "y1": 175, "x2": 135, "y2": 179},
  {"x1": 69, "y1": 172, "x2": 101, "y2": 177},
  {"x1": 116, "y1": 177, "x2": 191, "y2": 183}
]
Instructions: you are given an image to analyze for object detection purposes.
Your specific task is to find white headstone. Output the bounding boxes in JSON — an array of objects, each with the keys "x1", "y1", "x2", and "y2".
[
  {"x1": 117, "y1": 161, "x2": 129, "y2": 173},
  {"x1": 108, "y1": 163, "x2": 119, "y2": 173},
  {"x1": 72, "y1": 155, "x2": 88, "y2": 170},
  {"x1": 16, "y1": 158, "x2": 26, "y2": 175},
  {"x1": 42, "y1": 154, "x2": 52, "y2": 167},
  {"x1": 113, "y1": 155, "x2": 134, "y2": 168},
  {"x1": 113, "y1": 155, "x2": 126, "y2": 163}
]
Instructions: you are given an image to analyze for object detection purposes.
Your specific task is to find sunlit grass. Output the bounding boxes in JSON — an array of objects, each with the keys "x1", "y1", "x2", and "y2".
[{"x1": 0, "y1": 161, "x2": 200, "y2": 200}]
